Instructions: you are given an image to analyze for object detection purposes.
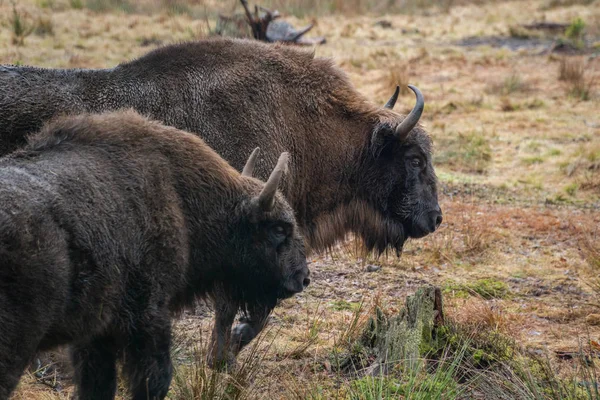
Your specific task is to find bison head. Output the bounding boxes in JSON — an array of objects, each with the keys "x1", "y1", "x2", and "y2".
[
  {"x1": 232, "y1": 150, "x2": 310, "y2": 303},
  {"x1": 358, "y1": 85, "x2": 442, "y2": 254}
]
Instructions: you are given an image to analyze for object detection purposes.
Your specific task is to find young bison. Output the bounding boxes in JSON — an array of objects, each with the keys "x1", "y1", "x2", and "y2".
[{"x1": 0, "y1": 110, "x2": 309, "y2": 400}]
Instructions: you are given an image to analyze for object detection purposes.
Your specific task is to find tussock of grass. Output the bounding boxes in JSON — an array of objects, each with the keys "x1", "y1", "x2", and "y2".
[
  {"x1": 563, "y1": 144, "x2": 600, "y2": 191},
  {"x1": 382, "y1": 63, "x2": 411, "y2": 97},
  {"x1": 169, "y1": 328, "x2": 274, "y2": 400},
  {"x1": 486, "y1": 73, "x2": 529, "y2": 96},
  {"x1": 559, "y1": 58, "x2": 594, "y2": 101}
]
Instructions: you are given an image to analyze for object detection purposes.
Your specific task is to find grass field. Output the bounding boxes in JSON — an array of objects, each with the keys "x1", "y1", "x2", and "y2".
[{"x1": 2, "y1": 0, "x2": 600, "y2": 398}]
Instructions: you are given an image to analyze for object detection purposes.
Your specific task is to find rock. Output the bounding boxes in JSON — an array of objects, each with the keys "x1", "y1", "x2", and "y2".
[
  {"x1": 374, "y1": 20, "x2": 392, "y2": 29},
  {"x1": 366, "y1": 264, "x2": 381, "y2": 272}
]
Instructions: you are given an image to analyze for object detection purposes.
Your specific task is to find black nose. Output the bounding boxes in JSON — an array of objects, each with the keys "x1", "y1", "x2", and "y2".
[
  {"x1": 427, "y1": 209, "x2": 442, "y2": 233},
  {"x1": 435, "y1": 214, "x2": 443, "y2": 228},
  {"x1": 303, "y1": 278, "x2": 311, "y2": 288}
]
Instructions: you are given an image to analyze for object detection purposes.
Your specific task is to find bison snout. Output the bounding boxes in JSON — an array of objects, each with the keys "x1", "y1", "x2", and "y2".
[
  {"x1": 411, "y1": 208, "x2": 443, "y2": 238},
  {"x1": 435, "y1": 211, "x2": 443, "y2": 229},
  {"x1": 427, "y1": 208, "x2": 443, "y2": 233},
  {"x1": 283, "y1": 266, "x2": 310, "y2": 297}
]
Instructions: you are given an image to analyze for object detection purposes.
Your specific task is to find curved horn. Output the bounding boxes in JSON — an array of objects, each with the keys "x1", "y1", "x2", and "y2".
[
  {"x1": 242, "y1": 147, "x2": 260, "y2": 177},
  {"x1": 258, "y1": 152, "x2": 289, "y2": 212},
  {"x1": 394, "y1": 85, "x2": 424, "y2": 140},
  {"x1": 384, "y1": 85, "x2": 400, "y2": 109}
]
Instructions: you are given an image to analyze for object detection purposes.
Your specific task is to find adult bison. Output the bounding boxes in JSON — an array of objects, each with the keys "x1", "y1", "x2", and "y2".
[
  {"x1": 0, "y1": 110, "x2": 309, "y2": 400},
  {"x1": 0, "y1": 38, "x2": 441, "y2": 257}
]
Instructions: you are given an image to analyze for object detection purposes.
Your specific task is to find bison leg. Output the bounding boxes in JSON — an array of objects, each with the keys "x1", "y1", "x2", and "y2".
[
  {"x1": 207, "y1": 295, "x2": 238, "y2": 370},
  {"x1": 0, "y1": 326, "x2": 42, "y2": 399},
  {"x1": 231, "y1": 303, "x2": 274, "y2": 355},
  {"x1": 122, "y1": 314, "x2": 173, "y2": 400},
  {"x1": 71, "y1": 336, "x2": 118, "y2": 400},
  {"x1": 0, "y1": 293, "x2": 51, "y2": 398}
]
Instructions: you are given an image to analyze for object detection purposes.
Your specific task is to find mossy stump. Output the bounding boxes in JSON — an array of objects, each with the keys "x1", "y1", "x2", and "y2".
[{"x1": 355, "y1": 285, "x2": 444, "y2": 375}]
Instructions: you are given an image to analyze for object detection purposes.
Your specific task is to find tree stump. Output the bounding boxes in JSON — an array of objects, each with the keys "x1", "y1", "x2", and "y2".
[{"x1": 354, "y1": 285, "x2": 444, "y2": 375}]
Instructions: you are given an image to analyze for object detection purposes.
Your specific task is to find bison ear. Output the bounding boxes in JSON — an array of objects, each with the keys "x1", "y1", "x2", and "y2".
[
  {"x1": 370, "y1": 123, "x2": 397, "y2": 157},
  {"x1": 256, "y1": 152, "x2": 289, "y2": 212},
  {"x1": 242, "y1": 147, "x2": 260, "y2": 177}
]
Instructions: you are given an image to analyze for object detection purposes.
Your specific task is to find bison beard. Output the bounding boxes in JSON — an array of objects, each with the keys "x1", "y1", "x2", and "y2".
[
  {"x1": 309, "y1": 199, "x2": 405, "y2": 256},
  {"x1": 0, "y1": 111, "x2": 308, "y2": 400}
]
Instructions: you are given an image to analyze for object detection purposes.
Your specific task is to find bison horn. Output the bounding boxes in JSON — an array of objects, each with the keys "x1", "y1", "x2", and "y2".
[
  {"x1": 384, "y1": 85, "x2": 400, "y2": 109},
  {"x1": 242, "y1": 147, "x2": 260, "y2": 177},
  {"x1": 394, "y1": 85, "x2": 424, "y2": 141},
  {"x1": 258, "y1": 152, "x2": 289, "y2": 212}
]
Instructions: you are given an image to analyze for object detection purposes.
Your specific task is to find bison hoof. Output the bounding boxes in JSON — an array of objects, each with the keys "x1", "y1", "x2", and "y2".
[{"x1": 207, "y1": 352, "x2": 236, "y2": 372}]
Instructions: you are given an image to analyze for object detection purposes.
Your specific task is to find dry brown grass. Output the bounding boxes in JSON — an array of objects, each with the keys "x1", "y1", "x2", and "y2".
[
  {"x1": 422, "y1": 202, "x2": 497, "y2": 265},
  {"x1": 577, "y1": 221, "x2": 600, "y2": 296},
  {"x1": 558, "y1": 57, "x2": 595, "y2": 101},
  {"x1": 485, "y1": 72, "x2": 529, "y2": 96},
  {"x1": 447, "y1": 297, "x2": 524, "y2": 337}
]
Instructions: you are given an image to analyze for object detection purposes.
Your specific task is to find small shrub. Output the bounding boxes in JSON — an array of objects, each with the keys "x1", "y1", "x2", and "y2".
[
  {"x1": 9, "y1": 3, "x2": 34, "y2": 46},
  {"x1": 564, "y1": 182, "x2": 579, "y2": 196},
  {"x1": 565, "y1": 17, "x2": 586, "y2": 41}
]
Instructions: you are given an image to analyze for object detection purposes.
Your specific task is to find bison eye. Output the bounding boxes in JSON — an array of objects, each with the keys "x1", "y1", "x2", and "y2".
[
  {"x1": 411, "y1": 158, "x2": 421, "y2": 168},
  {"x1": 272, "y1": 225, "x2": 288, "y2": 245}
]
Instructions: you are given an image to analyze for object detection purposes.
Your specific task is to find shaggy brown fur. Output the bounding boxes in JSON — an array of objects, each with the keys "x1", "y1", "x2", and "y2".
[
  {"x1": 0, "y1": 110, "x2": 308, "y2": 400},
  {"x1": 0, "y1": 38, "x2": 440, "y2": 257}
]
